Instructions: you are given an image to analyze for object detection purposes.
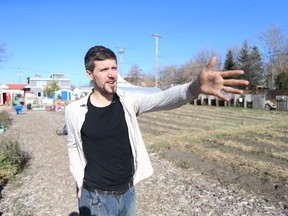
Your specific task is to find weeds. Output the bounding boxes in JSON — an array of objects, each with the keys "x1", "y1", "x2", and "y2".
[
  {"x1": 0, "y1": 135, "x2": 31, "y2": 184},
  {"x1": 0, "y1": 111, "x2": 13, "y2": 128},
  {"x1": 175, "y1": 160, "x2": 191, "y2": 169},
  {"x1": 0, "y1": 111, "x2": 31, "y2": 185}
]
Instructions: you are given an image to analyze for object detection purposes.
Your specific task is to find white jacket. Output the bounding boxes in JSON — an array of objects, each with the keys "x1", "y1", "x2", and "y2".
[{"x1": 65, "y1": 83, "x2": 196, "y2": 188}]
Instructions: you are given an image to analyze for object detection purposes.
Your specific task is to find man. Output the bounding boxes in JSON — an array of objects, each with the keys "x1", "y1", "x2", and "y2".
[{"x1": 65, "y1": 45, "x2": 248, "y2": 216}]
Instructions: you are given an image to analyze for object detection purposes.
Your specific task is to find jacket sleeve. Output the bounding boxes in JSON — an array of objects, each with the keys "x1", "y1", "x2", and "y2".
[
  {"x1": 65, "y1": 104, "x2": 85, "y2": 188},
  {"x1": 131, "y1": 83, "x2": 197, "y2": 116}
]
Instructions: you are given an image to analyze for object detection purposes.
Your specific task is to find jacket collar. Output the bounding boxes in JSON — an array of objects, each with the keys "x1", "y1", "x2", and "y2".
[{"x1": 79, "y1": 88, "x2": 124, "y2": 107}]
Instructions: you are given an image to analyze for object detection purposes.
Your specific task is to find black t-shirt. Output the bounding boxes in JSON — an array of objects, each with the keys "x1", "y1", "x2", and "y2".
[{"x1": 81, "y1": 94, "x2": 134, "y2": 191}]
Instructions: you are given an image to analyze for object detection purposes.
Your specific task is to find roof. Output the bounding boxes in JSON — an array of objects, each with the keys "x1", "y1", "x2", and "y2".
[
  {"x1": 6, "y1": 84, "x2": 28, "y2": 90},
  {"x1": 0, "y1": 84, "x2": 9, "y2": 89},
  {"x1": 117, "y1": 75, "x2": 162, "y2": 94},
  {"x1": 76, "y1": 75, "x2": 162, "y2": 95},
  {"x1": 118, "y1": 86, "x2": 161, "y2": 94}
]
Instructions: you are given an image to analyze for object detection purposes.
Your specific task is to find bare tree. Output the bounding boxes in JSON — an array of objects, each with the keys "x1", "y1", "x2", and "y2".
[
  {"x1": 193, "y1": 49, "x2": 223, "y2": 70},
  {"x1": 127, "y1": 64, "x2": 143, "y2": 86},
  {"x1": 140, "y1": 73, "x2": 155, "y2": 87},
  {"x1": 177, "y1": 60, "x2": 201, "y2": 84},
  {"x1": 159, "y1": 48, "x2": 223, "y2": 87},
  {"x1": 159, "y1": 65, "x2": 178, "y2": 88},
  {"x1": 258, "y1": 25, "x2": 288, "y2": 88}
]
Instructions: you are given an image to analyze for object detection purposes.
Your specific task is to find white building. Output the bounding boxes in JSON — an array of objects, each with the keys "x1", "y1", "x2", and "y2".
[{"x1": 27, "y1": 73, "x2": 71, "y2": 97}]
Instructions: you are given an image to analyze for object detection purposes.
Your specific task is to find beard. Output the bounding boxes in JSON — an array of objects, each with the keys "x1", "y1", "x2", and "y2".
[{"x1": 95, "y1": 81, "x2": 117, "y2": 95}]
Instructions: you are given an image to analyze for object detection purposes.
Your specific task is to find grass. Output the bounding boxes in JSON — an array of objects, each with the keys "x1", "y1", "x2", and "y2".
[{"x1": 137, "y1": 104, "x2": 288, "y2": 203}]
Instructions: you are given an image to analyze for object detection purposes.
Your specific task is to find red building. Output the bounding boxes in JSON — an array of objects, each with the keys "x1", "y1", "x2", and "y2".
[{"x1": 0, "y1": 84, "x2": 27, "y2": 105}]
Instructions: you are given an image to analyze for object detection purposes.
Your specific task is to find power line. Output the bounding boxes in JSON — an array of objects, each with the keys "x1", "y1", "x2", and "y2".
[
  {"x1": 120, "y1": 1, "x2": 266, "y2": 78},
  {"x1": 158, "y1": 0, "x2": 263, "y2": 37}
]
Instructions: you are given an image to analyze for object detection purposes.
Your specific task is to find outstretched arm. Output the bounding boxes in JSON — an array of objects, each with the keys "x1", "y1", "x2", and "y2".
[{"x1": 189, "y1": 56, "x2": 249, "y2": 101}]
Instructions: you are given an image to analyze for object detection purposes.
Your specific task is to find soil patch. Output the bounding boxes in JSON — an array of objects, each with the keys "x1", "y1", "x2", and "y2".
[{"x1": 161, "y1": 147, "x2": 288, "y2": 206}]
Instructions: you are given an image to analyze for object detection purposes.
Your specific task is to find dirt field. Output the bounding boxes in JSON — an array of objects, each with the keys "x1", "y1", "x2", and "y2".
[
  {"x1": 0, "y1": 104, "x2": 287, "y2": 215},
  {"x1": 138, "y1": 105, "x2": 288, "y2": 206}
]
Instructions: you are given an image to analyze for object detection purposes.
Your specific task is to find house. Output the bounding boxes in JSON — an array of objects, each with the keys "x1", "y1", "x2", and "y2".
[
  {"x1": 27, "y1": 73, "x2": 71, "y2": 98},
  {"x1": 0, "y1": 84, "x2": 10, "y2": 105},
  {"x1": 0, "y1": 83, "x2": 27, "y2": 105}
]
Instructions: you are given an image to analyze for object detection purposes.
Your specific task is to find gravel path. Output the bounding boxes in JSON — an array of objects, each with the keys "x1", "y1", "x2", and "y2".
[{"x1": 0, "y1": 109, "x2": 286, "y2": 215}]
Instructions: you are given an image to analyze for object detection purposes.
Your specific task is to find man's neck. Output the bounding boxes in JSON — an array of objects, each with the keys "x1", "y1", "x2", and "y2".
[{"x1": 90, "y1": 91, "x2": 115, "y2": 107}]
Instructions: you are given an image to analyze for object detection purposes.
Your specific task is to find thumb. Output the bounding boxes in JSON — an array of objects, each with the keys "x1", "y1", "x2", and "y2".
[{"x1": 206, "y1": 56, "x2": 217, "y2": 71}]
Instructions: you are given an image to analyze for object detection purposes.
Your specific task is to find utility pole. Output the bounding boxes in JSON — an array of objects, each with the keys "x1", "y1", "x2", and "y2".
[
  {"x1": 117, "y1": 46, "x2": 125, "y2": 77},
  {"x1": 17, "y1": 68, "x2": 22, "y2": 84},
  {"x1": 151, "y1": 33, "x2": 161, "y2": 88}
]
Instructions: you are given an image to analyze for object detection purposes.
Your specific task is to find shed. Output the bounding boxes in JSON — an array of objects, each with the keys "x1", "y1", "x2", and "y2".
[{"x1": 55, "y1": 89, "x2": 74, "y2": 101}]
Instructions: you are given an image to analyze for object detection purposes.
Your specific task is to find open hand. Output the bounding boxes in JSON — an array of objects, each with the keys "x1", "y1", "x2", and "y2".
[{"x1": 197, "y1": 56, "x2": 249, "y2": 101}]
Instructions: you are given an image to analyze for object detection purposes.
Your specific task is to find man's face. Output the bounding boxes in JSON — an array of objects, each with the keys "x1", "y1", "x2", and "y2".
[{"x1": 86, "y1": 59, "x2": 118, "y2": 95}]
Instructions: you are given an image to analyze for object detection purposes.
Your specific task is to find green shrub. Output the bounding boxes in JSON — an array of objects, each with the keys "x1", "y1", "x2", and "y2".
[
  {"x1": 0, "y1": 135, "x2": 31, "y2": 184},
  {"x1": 0, "y1": 110, "x2": 13, "y2": 128}
]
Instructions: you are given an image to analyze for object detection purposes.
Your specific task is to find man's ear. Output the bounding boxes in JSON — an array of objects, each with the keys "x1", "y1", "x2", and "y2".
[{"x1": 86, "y1": 70, "x2": 93, "y2": 80}]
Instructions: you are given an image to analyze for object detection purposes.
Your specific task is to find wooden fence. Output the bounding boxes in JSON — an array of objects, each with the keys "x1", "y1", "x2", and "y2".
[
  {"x1": 252, "y1": 95, "x2": 266, "y2": 109},
  {"x1": 192, "y1": 94, "x2": 288, "y2": 111},
  {"x1": 276, "y1": 96, "x2": 288, "y2": 111}
]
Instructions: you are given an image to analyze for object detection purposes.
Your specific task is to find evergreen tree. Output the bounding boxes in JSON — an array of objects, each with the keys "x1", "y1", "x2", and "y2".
[
  {"x1": 249, "y1": 46, "x2": 264, "y2": 88},
  {"x1": 237, "y1": 41, "x2": 264, "y2": 89},
  {"x1": 223, "y1": 49, "x2": 237, "y2": 71},
  {"x1": 237, "y1": 41, "x2": 251, "y2": 88},
  {"x1": 275, "y1": 70, "x2": 288, "y2": 89}
]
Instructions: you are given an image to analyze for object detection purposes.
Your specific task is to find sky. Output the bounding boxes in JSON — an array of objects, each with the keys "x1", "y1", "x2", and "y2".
[{"x1": 0, "y1": 0, "x2": 287, "y2": 87}]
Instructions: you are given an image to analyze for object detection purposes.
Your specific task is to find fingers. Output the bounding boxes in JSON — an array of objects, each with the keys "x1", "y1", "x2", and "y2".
[
  {"x1": 219, "y1": 86, "x2": 244, "y2": 101},
  {"x1": 214, "y1": 91, "x2": 230, "y2": 101},
  {"x1": 223, "y1": 79, "x2": 249, "y2": 86},
  {"x1": 221, "y1": 70, "x2": 249, "y2": 91},
  {"x1": 221, "y1": 70, "x2": 244, "y2": 78},
  {"x1": 206, "y1": 56, "x2": 217, "y2": 71},
  {"x1": 222, "y1": 86, "x2": 244, "y2": 94}
]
